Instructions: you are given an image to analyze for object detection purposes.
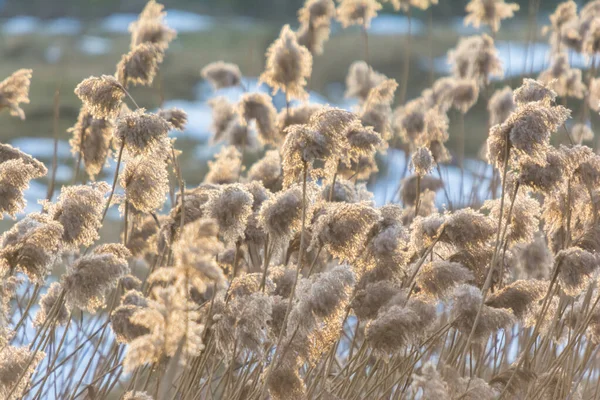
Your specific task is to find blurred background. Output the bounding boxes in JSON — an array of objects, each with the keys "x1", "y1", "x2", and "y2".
[{"x1": 0, "y1": 0, "x2": 586, "y2": 230}]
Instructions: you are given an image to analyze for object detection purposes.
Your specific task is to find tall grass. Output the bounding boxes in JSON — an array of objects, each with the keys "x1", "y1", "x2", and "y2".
[{"x1": 2, "y1": 0, "x2": 600, "y2": 399}]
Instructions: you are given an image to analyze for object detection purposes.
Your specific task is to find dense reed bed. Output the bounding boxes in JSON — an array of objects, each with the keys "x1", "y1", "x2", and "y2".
[{"x1": 3, "y1": 0, "x2": 600, "y2": 398}]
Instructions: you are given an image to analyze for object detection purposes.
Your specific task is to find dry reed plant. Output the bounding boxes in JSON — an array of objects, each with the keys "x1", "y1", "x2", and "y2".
[{"x1": 6, "y1": 1, "x2": 600, "y2": 399}]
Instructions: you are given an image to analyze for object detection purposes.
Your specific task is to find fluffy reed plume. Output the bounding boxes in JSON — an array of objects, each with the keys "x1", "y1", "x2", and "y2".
[
  {"x1": 128, "y1": 0, "x2": 176, "y2": 49},
  {"x1": 352, "y1": 281, "x2": 400, "y2": 319},
  {"x1": 204, "y1": 146, "x2": 243, "y2": 185},
  {"x1": 465, "y1": 0, "x2": 519, "y2": 32},
  {"x1": 126, "y1": 215, "x2": 162, "y2": 258},
  {"x1": 345, "y1": 61, "x2": 386, "y2": 103},
  {"x1": 400, "y1": 176, "x2": 442, "y2": 206},
  {"x1": 0, "y1": 213, "x2": 63, "y2": 282},
  {"x1": 0, "y1": 69, "x2": 32, "y2": 120},
  {"x1": 482, "y1": 191, "x2": 541, "y2": 246},
  {"x1": 292, "y1": 265, "x2": 354, "y2": 322},
  {"x1": 9, "y1": 1, "x2": 600, "y2": 397},
  {"x1": 416, "y1": 261, "x2": 474, "y2": 298},
  {"x1": 34, "y1": 282, "x2": 69, "y2": 327},
  {"x1": 208, "y1": 97, "x2": 255, "y2": 149},
  {"x1": 260, "y1": 25, "x2": 313, "y2": 100},
  {"x1": 207, "y1": 96, "x2": 238, "y2": 142},
  {"x1": 116, "y1": 43, "x2": 165, "y2": 87},
  {"x1": 157, "y1": 108, "x2": 186, "y2": 131},
  {"x1": 365, "y1": 294, "x2": 436, "y2": 354},
  {"x1": 556, "y1": 247, "x2": 598, "y2": 296},
  {"x1": 238, "y1": 93, "x2": 278, "y2": 144},
  {"x1": 43, "y1": 182, "x2": 109, "y2": 247},
  {"x1": 0, "y1": 346, "x2": 45, "y2": 400},
  {"x1": 248, "y1": 150, "x2": 283, "y2": 192},
  {"x1": 488, "y1": 86, "x2": 515, "y2": 126},
  {"x1": 68, "y1": 109, "x2": 113, "y2": 180},
  {"x1": 410, "y1": 146, "x2": 435, "y2": 177},
  {"x1": 589, "y1": 78, "x2": 600, "y2": 112},
  {"x1": 451, "y1": 78, "x2": 480, "y2": 113},
  {"x1": 442, "y1": 366, "x2": 496, "y2": 399},
  {"x1": 0, "y1": 276, "x2": 18, "y2": 343},
  {"x1": 282, "y1": 107, "x2": 356, "y2": 186},
  {"x1": 297, "y1": 19, "x2": 331, "y2": 56},
  {"x1": 336, "y1": 0, "x2": 382, "y2": 29},
  {"x1": 451, "y1": 284, "x2": 515, "y2": 341},
  {"x1": 423, "y1": 77, "x2": 457, "y2": 112},
  {"x1": 382, "y1": 0, "x2": 438, "y2": 12},
  {"x1": 345, "y1": 121, "x2": 383, "y2": 163},
  {"x1": 62, "y1": 244, "x2": 130, "y2": 312},
  {"x1": 536, "y1": 370, "x2": 582, "y2": 400},
  {"x1": 517, "y1": 148, "x2": 566, "y2": 194},
  {"x1": 212, "y1": 288, "x2": 273, "y2": 359},
  {"x1": 538, "y1": 54, "x2": 586, "y2": 99},
  {"x1": 259, "y1": 184, "x2": 308, "y2": 241},
  {"x1": 277, "y1": 103, "x2": 322, "y2": 132},
  {"x1": 121, "y1": 275, "x2": 142, "y2": 291},
  {"x1": 201, "y1": 61, "x2": 242, "y2": 90},
  {"x1": 448, "y1": 34, "x2": 503, "y2": 84},
  {"x1": 489, "y1": 366, "x2": 536, "y2": 398},
  {"x1": 203, "y1": 184, "x2": 253, "y2": 245},
  {"x1": 321, "y1": 179, "x2": 371, "y2": 203},
  {"x1": 123, "y1": 391, "x2": 154, "y2": 400},
  {"x1": 286, "y1": 265, "x2": 354, "y2": 363},
  {"x1": 485, "y1": 279, "x2": 547, "y2": 322},
  {"x1": 542, "y1": 1, "x2": 578, "y2": 50},
  {"x1": 487, "y1": 81, "x2": 570, "y2": 168},
  {"x1": 115, "y1": 109, "x2": 171, "y2": 155},
  {"x1": 360, "y1": 78, "x2": 398, "y2": 139},
  {"x1": 410, "y1": 362, "x2": 450, "y2": 399},
  {"x1": 299, "y1": 0, "x2": 335, "y2": 27},
  {"x1": 120, "y1": 153, "x2": 169, "y2": 213},
  {"x1": 267, "y1": 366, "x2": 306, "y2": 400},
  {"x1": 513, "y1": 78, "x2": 557, "y2": 104},
  {"x1": 393, "y1": 97, "x2": 427, "y2": 146},
  {"x1": 310, "y1": 202, "x2": 380, "y2": 264},
  {"x1": 0, "y1": 159, "x2": 46, "y2": 219},
  {"x1": 0, "y1": 143, "x2": 46, "y2": 173},
  {"x1": 512, "y1": 235, "x2": 553, "y2": 280},
  {"x1": 111, "y1": 291, "x2": 150, "y2": 343},
  {"x1": 297, "y1": 0, "x2": 335, "y2": 55},
  {"x1": 156, "y1": 184, "x2": 218, "y2": 249},
  {"x1": 123, "y1": 285, "x2": 204, "y2": 371},
  {"x1": 74, "y1": 75, "x2": 125, "y2": 119}
]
